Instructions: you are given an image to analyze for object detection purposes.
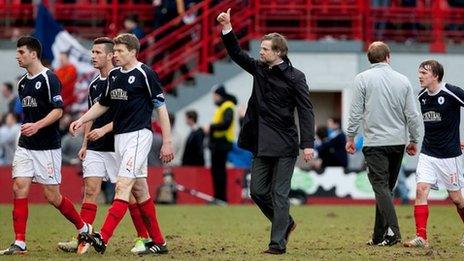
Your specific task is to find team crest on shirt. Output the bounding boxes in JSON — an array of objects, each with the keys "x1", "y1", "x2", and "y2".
[
  {"x1": 423, "y1": 111, "x2": 442, "y2": 122},
  {"x1": 35, "y1": 81, "x2": 42, "y2": 89},
  {"x1": 128, "y1": 76, "x2": 135, "y2": 84},
  {"x1": 438, "y1": 96, "x2": 444, "y2": 105},
  {"x1": 22, "y1": 96, "x2": 38, "y2": 107},
  {"x1": 110, "y1": 88, "x2": 128, "y2": 100}
]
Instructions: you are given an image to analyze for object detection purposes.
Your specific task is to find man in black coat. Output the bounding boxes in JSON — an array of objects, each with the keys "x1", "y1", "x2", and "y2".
[
  {"x1": 217, "y1": 8, "x2": 315, "y2": 255},
  {"x1": 182, "y1": 110, "x2": 205, "y2": 166}
]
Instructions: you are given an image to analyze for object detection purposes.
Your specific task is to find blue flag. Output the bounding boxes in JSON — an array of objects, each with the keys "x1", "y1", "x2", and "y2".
[{"x1": 33, "y1": 3, "x2": 97, "y2": 112}]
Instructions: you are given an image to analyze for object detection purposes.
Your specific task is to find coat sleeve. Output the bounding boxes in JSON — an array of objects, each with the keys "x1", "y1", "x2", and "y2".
[
  {"x1": 221, "y1": 30, "x2": 258, "y2": 75},
  {"x1": 346, "y1": 74, "x2": 366, "y2": 138},
  {"x1": 403, "y1": 81, "x2": 422, "y2": 144},
  {"x1": 294, "y1": 73, "x2": 315, "y2": 149}
]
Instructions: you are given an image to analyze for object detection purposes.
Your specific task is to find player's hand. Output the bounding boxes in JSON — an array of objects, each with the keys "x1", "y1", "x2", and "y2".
[
  {"x1": 69, "y1": 119, "x2": 83, "y2": 136},
  {"x1": 21, "y1": 122, "x2": 40, "y2": 137},
  {"x1": 78, "y1": 146, "x2": 87, "y2": 160},
  {"x1": 217, "y1": 8, "x2": 231, "y2": 26},
  {"x1": 303, "y1": 148, "x2": 314, "y2": 162},
  {"x1": 88, "y1": 128, "x2": 106, "y2": 141},
  {"x1": 160, "y1": 142, "x2": 174, "y2": 164},
  {"x1": 345, "y1": 139, "x2": 356, "y2": 154},
  {"x1": 406, "y1": 143, "x2": 417, "y2": 156}
]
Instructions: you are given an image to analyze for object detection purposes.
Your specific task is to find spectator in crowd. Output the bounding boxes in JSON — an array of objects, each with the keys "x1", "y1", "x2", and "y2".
[
  {"x1": 204, "y1": 84, "x2": 237, "y2": 202},
  {"x1": 153, "y1": 0, "x2": 180, "y2": 31},
  {"x1": 152, "y1": 0, "x2": 195, "y2": 91},
  {"x1": 317, "y1": 117, "x2": 348, "y2": 168},
  {"x1": 1, "y1": 82, "x2": 22, "y2": 119},
  {"x1": 123, "y1": 15, "x2": 145, "y2": 39},
  {"x1": 0, "y1": 112, "x2": 21, "y2": 165},
  {"x1": 182, "y1": 110, "x2": 205, "y2": 166},
  {"x1": 54, "y1": 51, "x2": 77, "y2": 111}
]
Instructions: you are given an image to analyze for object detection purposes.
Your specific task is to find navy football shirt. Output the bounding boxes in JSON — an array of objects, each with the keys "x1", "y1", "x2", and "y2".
[
  {"x1": 418, "y1": 83, "x2": 464, "y2": 158},
  {"x1": 17, "y1": 68, "x2": 63, "y2": 150},
  {"x1": 99, "y1": 62, "x2": 165, "y2": 134},
  {"x1": 86, "y1": 75, "x2": 115, "y2": 152}
]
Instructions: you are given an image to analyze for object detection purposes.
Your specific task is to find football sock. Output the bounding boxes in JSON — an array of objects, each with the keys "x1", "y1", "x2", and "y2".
[
  {"x1": 138, "y1": 198, "x2": 165, "y2": 244},
  {"x1": 414, "y1": 204, "x2": 429, "y2": 240},
  {"x1": 13, "y1": 198, "x2": 28, "y2": 242},
  {"x1": 80, "y1": 202, "x2": 97, "y2": 224},
  {"x1": 100, "y1": 199, "x2": 129, "y2": 244},
  {"x1": 56, "y1": 196, "x2": 85, "y2": 230},
  {"x1": 129, "y1": 203, "x2": 149, "y2": 238}
]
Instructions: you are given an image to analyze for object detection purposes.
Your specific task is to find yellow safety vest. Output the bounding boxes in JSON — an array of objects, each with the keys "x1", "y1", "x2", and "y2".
[{"x1": 211, "y1": 100, "x2": 235, "y2": 142}]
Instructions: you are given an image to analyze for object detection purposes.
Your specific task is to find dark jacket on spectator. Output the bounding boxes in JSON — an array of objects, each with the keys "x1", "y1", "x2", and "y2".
[{"x1": 182, "y1": 127, "x2": 205, "y2": 166}]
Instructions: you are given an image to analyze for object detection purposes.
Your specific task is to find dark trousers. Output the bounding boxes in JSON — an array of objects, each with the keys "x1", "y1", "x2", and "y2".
[
  {"x1": 211, "y1": 148, "x2": 229, "y2": 202},
  {"x1": 250, "y1": 156, "x2": 297, "y2": 250},
  {"x1": 362, "y1": 145, "x2": 405, "y2": 241}
]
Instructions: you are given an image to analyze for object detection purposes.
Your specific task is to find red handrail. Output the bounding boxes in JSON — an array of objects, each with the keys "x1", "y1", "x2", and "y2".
[{"x1": 3, "y1": 0, "x2": 464, "y2": 90}]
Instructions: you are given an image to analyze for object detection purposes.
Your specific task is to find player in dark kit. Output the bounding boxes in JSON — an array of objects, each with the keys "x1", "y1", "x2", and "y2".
[
  {"x1": 69, "y1": 33, "x2": 174, "y2": 255},
  {"x1": 0, "y1": 36, "x2": 91, "y2": 255},
  {"x1": 57, "y1": 37, "x2": 150, "y2": 254},
  {"x1": 404, "y1": 60, "x2": 464, "y2": 248}
]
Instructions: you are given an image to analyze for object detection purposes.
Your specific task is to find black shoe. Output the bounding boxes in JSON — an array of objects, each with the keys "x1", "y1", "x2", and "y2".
[
  {"x1": 79, "y1": 232, "x2": 106, "y2": 254},
  {"x1": 138, "y1": 241, "x2": 168, "y2": 256},
  {"x1": 367, "y1": 237, "x2": 384, "y2": 246},
  {"x1": 263, "y1": 248, "x2": 286, "y2": 255},
  {"x1": 377, "y1": 235, "x2": 401, "y2": 246},
  {"x1": 285, "y1": 221, "x2": 296, "y2": 242},
  {"x1": 0, "y1": 244, "x2": 27, "y2": 255}
]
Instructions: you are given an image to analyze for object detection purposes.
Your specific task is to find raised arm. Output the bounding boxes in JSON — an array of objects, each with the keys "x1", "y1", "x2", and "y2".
[{"x1": 217, "y1": 8, "x2": 257, "y2": 75}]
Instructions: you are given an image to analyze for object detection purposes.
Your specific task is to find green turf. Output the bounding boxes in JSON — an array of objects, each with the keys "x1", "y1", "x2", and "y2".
[{"x1": 0, "y1": 204, "x2": 463, "y2": 260}]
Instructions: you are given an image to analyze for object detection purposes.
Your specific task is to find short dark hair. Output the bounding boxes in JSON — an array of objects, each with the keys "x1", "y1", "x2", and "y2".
[
  {"x1": 93, "y1": 37, "x2": 114, "y2": 54},
  {"x1": 17, "y1": 36, "x2": 42, "y2": 59},
  {"x1": 367, "y1": 41, "x2": 390, "y2": 64},
  {"x1": 419, "y1": 60, "x2": 444, "y2": 82},
  {"x1": 124, "y1": 14, "x2": 139, "y2": 23},
  {"x1": 113, "y1": 33, "x2": 140, "y2": 53},
  {"x1": 3, "y1": 82, "x2": 13, "y2": 92},
  {"x1": 330, "y1": 117, "x2": 341, "y2": 126},
  {"x1": 185, "y1": 110, "x2": 198, "y2": 123}
]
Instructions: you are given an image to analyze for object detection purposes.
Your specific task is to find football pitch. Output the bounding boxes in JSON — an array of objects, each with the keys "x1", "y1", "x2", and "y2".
[{"x1": 0, "y1": 204, "x2": 463, "y2": 260}]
